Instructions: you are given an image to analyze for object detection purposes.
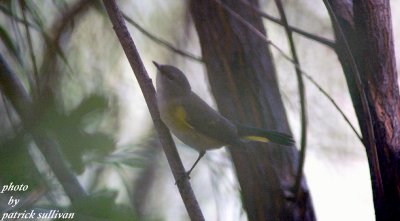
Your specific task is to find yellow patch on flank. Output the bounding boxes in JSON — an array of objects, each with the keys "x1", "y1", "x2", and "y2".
[
  {"x1": 243, "y1": 136, "x2": 270, "y2": 143},
  {"x1": 175, "y1": 106, "x2": 194, "y2": 129}
]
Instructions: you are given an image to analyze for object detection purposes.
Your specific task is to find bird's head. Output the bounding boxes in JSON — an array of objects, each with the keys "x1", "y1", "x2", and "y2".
[{"x1": 153, "y1": 61, "x2": 191, "y2": 97}]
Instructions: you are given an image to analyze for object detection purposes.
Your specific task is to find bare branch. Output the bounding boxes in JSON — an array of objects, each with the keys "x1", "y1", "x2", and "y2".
[
  {"x1": 239, "y1": 0, "x2": 336, "y2": 49},
  {"x1": 52, "y1": 0, "x2": 91, "y2": 43},
  {"x1": 301, "y1": 72, "x2": 362, "y2": 141},
  {"x1": 101, "y1": 1, "x2": 205, "y2": 220},
  {"x1": 273, "y1": 0, "x2": 308, "y2": 201},
  {"x1": 33, "y1": 0, "x2": 91, "y2": 106},
  {"x1": 122, "y1": 14, "x2": 203, "y2": 63}
]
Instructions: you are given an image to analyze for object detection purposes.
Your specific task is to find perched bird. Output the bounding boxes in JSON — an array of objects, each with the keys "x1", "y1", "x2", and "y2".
[{"x1": 154, "y1": 61, "x2": 294, "y2": 176}]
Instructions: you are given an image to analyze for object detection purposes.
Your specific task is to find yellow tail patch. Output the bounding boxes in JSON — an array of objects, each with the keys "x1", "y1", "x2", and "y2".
[{"x1": 243, "y1": 136, "x2": 270, "y2": 143}]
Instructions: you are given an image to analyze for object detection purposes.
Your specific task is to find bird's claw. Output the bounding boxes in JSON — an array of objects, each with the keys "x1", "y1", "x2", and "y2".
[{"x1": 175, "y1": 172, "x2": 191, "y2": 185}]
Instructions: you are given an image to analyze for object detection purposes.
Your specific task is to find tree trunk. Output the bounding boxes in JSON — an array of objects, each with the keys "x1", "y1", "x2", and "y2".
[
  {"x1": 329, "y1": 0, "x2": 400, "y2": 220},
  {"x1": 190, "y1": 0, "x2": 315, "y2": 220}
]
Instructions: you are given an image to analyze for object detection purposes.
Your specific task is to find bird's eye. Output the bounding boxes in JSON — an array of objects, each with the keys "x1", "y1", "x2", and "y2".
[{"x1": 164, "y1": 72, "x2": 175, "y2": 80}]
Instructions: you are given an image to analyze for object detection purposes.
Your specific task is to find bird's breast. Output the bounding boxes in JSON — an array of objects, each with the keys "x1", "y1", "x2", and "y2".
[{"x1": 157, "y1": 99, "x2": 224, "y2": 151}]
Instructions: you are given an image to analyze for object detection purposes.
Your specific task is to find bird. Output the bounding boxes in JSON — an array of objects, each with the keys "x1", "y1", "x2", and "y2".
[{"x1": 153, "y1": 61, "x2": 294, "y2": 177}]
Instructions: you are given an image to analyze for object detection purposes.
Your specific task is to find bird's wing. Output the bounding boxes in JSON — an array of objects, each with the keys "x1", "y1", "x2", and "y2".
[{"x1": 178, "y1": 93, "x2": 239, "y2": 146}]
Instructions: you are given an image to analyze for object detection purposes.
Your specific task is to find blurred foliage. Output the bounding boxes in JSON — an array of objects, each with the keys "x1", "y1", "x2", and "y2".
[
  {"x1": 1, "y1": 0, "x2": 287, "y2": 220},
  {"x1": 1, "y1": 0, "x2": 130, "y2": 213},
  {"x1": 37, "y1": 94, "x2": 115, "y2": 174}
]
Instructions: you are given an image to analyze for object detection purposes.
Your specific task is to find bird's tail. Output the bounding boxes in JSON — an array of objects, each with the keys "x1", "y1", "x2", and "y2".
[{"x1": 236, "y1": 124, "x2": 295, "y2": 146}]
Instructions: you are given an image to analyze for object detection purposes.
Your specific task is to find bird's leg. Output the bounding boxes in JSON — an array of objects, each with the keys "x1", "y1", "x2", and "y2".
[
  {"x1": 175, "y1": 151, "x2": 206, "y2": 185},
  {"x1": 186, "y1": 150, "x2": 206, "y2": 177}
]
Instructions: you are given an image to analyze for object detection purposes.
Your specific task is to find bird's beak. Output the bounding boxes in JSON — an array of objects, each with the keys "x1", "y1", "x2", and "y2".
[
  {"x1": 153, "y1": 61, "x2": 171, "y2": 79},
  {"x1": 152, "y1": 61, "x2": 161, "y2": 70}
]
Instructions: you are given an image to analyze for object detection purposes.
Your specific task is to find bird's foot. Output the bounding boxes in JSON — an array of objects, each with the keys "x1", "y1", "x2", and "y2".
[
  {"x1": 174, "y1": 151, "x2": 205, "y2": 185},
  {"x1": 175, "y1": 171, "x2": 191, "y2": 185}
]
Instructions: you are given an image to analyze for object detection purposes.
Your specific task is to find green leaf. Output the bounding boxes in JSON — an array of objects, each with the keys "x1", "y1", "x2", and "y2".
[
  {"x1": 101, "y1": 151, "x2": 145, "y2": 168},
  {"x1": 37, "y1": 94, "x2": 114, "y2": 174},
  {"x1": 69, "y1": 95, "x2": 109, "y2": 121}
]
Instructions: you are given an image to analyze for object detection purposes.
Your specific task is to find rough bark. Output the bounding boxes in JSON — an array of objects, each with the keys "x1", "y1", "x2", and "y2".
[
  {"x1": 329, "y1": 0, "x2": 400, "y2": 220},
  {"x1": 190, "y1": 0, "x2": 315, "y2": 220}
]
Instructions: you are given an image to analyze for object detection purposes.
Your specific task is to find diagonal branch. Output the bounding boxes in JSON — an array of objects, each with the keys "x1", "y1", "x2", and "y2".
[
  {"x1": 39, "y1": 0, "x2": 91, "y2": 88},
  {"x1": 0, "y1": 54, "x2": 86, "y2": 201},
  {"x1": 101, "y1": 1, "x2": 204, "y2": 221},
  {"x1": 52, "y1": 0, "x2": 91, "y2": 43},
  {"x1": 0, "y1": 4, "x2": 38, "y2": 30},
  {"x1": 122, "y1": 14, "x2": 203, "y2": 63},
  {"x1": 301, "y1": 72, "x2": 362, "y2": 142}
]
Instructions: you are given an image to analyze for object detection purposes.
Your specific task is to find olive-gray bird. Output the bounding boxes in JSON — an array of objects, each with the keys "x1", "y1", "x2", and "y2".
[{"x1": 154, "y1": 61, "x2": 294, "y2": 176}]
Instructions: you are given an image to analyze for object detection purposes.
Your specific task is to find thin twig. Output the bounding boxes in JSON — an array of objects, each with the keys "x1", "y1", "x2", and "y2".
[
  {"x1": 21, "y1": 0, "x2": 40, "y2": 98},
  {"x1": 239, "y1": 0, "x2": 336, "y2": 49},
  {"x1": 0, "y1": 4, "x2": 38, "y2": 30},
  {"x1": 52, "y1": 0, "x2": 91, "y2": 43},
  {"x1": 122, "y1": 13, "x2": 203, "y2": 63},
  {"x1": 214, "y1": 0, "x2": 361, "y2": 143},
  {"x1": 323, "y1": 0, "x2": 383, "y2": 197},
  {"x1": 38, "y1": 0, "x2": 90, "y2": 94},
  {"x1": 102, "y1": 1, "x2": 205, "y2": 220},
  {"x1": 301, "y1": 73, "x2": 362, "y2": 141},
  {"x1": 273, "y1": 0, "x2": 308, "y2": 200}
]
